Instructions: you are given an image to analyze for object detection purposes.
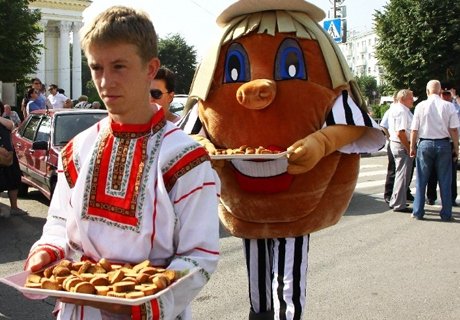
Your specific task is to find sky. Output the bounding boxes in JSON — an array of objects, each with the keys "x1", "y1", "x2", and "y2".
[{"x1": 83, "y1": 0, "x2": 389, "y2": 59}]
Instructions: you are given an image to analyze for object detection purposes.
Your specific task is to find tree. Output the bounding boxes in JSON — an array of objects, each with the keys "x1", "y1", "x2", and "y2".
[
  {"x1": 374, "y1": 0, "x2": 460, "y2": 99},
  {"x1": 356, "y1": 75, "x2": 378, "y2": 104},
  {"x1": 0, "y1": 0, "x2": 42, "y2": 82},
  {"x1": 158, "y1": 33, "x2": 198, "y2": 94}
]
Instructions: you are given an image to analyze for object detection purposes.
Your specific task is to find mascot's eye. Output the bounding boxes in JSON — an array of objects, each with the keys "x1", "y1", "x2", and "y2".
[
  {"x1": 224, "y1": 43, "x2": 250, "y2": 83},
  {"x1": 275, "y1": 38, "x2": 307, "y2": 81}
]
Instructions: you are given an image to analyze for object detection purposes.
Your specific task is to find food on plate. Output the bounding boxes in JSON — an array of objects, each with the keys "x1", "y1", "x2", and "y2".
[
  {"x1": 212, "y1": 145, "x2": 282, "y2": 155},
  {"x1": 24, "y1": 258, "x2": 182, "y2": 299}
]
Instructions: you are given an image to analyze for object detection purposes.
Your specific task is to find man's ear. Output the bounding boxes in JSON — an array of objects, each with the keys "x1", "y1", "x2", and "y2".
[{"x1": 147, "y1": 57, "x2": 160, "y2": 80}]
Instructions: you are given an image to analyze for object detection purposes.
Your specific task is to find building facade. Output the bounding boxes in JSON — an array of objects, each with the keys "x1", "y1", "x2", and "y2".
[
  {"x1": 339, "y1": 30, "x2": 384, "y2": 86},
  {"x1": 29, "y1": 0, "x2": 91, "y2": 99}
]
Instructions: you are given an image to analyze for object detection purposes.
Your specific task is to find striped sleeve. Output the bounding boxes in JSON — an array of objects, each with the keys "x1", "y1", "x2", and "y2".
[
  {"x1": 178, "y1": 104, "x2": 206, "y2": 136},
  {"x1": 324, "y1": 90, "x2": 386, "y2": 154}
]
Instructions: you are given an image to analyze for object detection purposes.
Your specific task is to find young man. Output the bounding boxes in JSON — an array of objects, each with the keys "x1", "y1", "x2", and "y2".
[{"x1": 25, "y1": 6, "x2": 221, "y2": 320}]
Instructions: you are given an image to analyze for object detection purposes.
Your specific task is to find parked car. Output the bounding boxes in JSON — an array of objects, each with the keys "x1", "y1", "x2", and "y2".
[
  {"x1": 11, "y1": 109, "x2": 108, "y2": 199},
  {"x1": 169, "y1": 94, "x2": 188, "y2": 117}
]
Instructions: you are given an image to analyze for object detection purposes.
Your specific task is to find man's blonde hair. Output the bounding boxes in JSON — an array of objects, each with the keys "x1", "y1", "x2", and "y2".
[{"x1": 80, "y1": 6, "x2": 157, "y2": 64}]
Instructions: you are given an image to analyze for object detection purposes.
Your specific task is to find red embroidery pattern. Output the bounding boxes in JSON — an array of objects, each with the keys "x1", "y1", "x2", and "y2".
[
  {"x1": 86, "y1": 131, "x2": 148, "y2": 225},
  {"x1": 163, "y1": 147, "x2": 210, "y2": 192},
  {"x1": 61, "y1": 140, "x2": 78, "y2": 188}
]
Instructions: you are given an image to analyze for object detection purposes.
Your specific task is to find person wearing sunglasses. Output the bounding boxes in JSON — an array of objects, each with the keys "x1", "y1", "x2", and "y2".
[{"x1": 150, "y1": 67, "x2": 180, "y2": 123}]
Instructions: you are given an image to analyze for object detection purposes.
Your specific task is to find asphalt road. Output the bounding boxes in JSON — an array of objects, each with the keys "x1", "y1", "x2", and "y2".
[{"x1": 1, "y1": 155, "x2": 459, "y2": 319}]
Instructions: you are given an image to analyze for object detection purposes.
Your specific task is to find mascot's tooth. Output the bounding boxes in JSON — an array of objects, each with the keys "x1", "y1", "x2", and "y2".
[{"x1": 230, "y1": 159, "x2": 288, "y2": 177}]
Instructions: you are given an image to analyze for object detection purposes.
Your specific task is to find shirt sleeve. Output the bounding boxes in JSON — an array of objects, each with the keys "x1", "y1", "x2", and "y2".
[
  {"x1": 324, "y1": 90, "x2": 386, "y2": 153},
  {"x1": 28, "y1": 152, "x2": 71, "y2": 262},
  {"x1": 154, "y1": 140, "x2": 220, "y2": 319}
]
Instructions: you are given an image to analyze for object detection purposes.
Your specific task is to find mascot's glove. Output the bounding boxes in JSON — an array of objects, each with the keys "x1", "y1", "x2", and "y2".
[
  {"x1": 191, "y1": 135, "x2": 225, "y2": 170},
  {"x1": 287, "y1": 125, "x2": 367, "y2": 175}
]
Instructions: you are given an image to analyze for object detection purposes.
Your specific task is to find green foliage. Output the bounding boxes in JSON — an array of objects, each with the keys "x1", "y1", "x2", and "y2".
[
  {"x1": 374, "y1": 0, "x2": 460, "y2": 98},
  {"x1": 158, "y1": 34, "x2": 198, "y2": 94},
  {"x1": 369, "y1": 103, "x2": 390, "y2": 119},
  {"x1": 356, "y1": 75, "x2": 378, "y2": 104},
  {"x1": 0, "y1": 0, "x2": 42, "y2": 82},
  {"x1": 377, "y1": 82, "x2": 396, "y2": 96},
  {"x1": 80, "y1": 55, "x2": 101, "y2": 104}
]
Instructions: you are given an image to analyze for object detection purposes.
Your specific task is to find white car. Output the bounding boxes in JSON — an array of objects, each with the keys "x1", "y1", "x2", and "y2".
[{"x1": 169, "y1": 94, "x2": 188, "y2": 117}]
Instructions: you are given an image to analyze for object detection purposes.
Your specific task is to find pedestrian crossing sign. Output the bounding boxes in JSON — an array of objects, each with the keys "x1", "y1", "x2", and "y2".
[{"x1": 323, "y1": 18, "x2": 342, "y2": 43}]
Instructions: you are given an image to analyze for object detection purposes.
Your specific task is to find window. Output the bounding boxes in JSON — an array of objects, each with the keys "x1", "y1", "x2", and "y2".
[
  {"x1": 22, "y1": 116, "x2": 41, "y2": 141},
  {"x1": 35, "y1": 117, "x2": 51, "y2": 142}
]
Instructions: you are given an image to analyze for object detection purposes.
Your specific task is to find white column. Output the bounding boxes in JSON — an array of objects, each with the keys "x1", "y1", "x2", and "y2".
[
  {"x1": 72, "y1": 22, "x2": 83, "y2": 99},
  {"x1": 58, "y1": 21, "x2": 72, "y2": 96},
  {"x1": 36, "y1": 19, "x2": 48, "y2": 82}
]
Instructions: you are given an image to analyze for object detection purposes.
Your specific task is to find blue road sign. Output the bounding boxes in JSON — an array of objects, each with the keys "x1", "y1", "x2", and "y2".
[{"x1": 323, "y1": 18, "x2": 342, "y2": 43}]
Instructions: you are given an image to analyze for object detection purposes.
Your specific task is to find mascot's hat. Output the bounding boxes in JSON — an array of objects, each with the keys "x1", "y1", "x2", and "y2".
[{"x1": 217, "y1": 0, "x2": 326, "y2": 26}]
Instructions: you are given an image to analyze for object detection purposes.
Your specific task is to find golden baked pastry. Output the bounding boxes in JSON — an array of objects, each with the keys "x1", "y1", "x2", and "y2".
[{"x1": 24, "y1": 258, "x2": 183, "y2": 299}]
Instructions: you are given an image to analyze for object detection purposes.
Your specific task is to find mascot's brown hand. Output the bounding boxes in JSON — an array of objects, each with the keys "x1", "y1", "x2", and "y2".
[
  {"x1": 191, "y1": 135, "x2": 225, "y2": 170},
  {"x1": 287, "y1": 125, "x2": 368, "y2": 175},
  {"x1": 287, "y1": 134, "x2": 325, "y2": 175}
]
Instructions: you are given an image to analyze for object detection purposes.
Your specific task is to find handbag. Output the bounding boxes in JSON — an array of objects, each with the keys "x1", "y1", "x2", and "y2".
[{"x1": 0, "y1": 147, "x2": 13, "y2": 167}]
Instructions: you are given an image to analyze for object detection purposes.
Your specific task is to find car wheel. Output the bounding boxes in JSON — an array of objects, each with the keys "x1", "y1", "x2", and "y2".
[{"x1": 18, "y1": 182, "x2": 29, "y2": 197}]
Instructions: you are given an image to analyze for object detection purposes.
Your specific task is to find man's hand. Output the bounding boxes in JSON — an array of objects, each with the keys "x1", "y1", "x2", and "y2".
[{"x1": 24, "y1": 250, "x2": 51, "y2": 272}]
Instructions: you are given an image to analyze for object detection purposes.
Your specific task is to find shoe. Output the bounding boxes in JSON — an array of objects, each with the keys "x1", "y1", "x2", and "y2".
[
  {"x1": 426, "y1": 199, "x2": 435, "y2": 205},
  {"x1": 411, "y1": 213, "x2": 423, "y2": 220},
  {"x1": 406, "y1": 194, "x2": 414, "y2": 202},
  {"x1": 394, "y1": 207, "x2": 412, "y2": 213},
  {"x1": 10, "y1": 208, "x2": 28, "y2": 216},
  {"x1": 441, "y1": 216, "x2": 455, "y2": 222}
]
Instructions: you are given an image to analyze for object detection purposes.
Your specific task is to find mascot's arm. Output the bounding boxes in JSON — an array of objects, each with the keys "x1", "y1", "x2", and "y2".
[
  {"x1": 191, "y1": 135, "x2": 225, "y2": 170},
  {"x1": 287, "y1": 125, "x2": 367, "y2": 175}
]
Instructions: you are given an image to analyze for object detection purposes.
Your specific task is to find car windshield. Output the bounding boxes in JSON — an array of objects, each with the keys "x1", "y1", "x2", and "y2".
[{"x1": 53, "y1": 113, "x2": 106, "y2": 146}]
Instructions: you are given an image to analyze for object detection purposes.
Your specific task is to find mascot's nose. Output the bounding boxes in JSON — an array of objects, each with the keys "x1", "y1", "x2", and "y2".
[{"x1": 236, "y1": 79, "x2": 276, "y2": 110}]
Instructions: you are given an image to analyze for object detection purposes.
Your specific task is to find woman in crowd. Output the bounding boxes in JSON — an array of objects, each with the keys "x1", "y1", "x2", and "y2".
[{"x1": 0, "y1": 101, "x2": 27, "y2": 218}]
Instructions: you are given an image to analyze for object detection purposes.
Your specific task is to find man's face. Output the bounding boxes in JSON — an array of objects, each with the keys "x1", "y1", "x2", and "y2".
[
  {"x1": 86, "y1": 42, "x2": 159, "y2": 123},
  {"x1": 48, "y1": 87, "x2": 57, "y2": 96},
  {"x1": 32, "y1": 80, "x2": 41, "y2": 91},
  {"x1": 401, "y1": 93, "x2": 414, "y2": 108},
  {"x1": 150, "y1": 79, "x2": 173, "y2": 110}
]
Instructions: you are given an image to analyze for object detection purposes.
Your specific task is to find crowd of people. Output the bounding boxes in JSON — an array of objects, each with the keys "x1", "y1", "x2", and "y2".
[
  {"x1": 18, "y1": 77, "x2": 104, "y2": 119},
  {"x1": 381, "y1": 80, "x2": 460, "y2": 222}
]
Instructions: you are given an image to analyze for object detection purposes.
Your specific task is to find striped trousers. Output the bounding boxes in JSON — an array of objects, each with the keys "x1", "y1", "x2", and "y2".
[{"x1": 243, "y1": 235, "x2": 310, "y2": 320}]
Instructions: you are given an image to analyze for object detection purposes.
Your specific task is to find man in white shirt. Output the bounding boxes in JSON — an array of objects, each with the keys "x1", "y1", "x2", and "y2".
[
  {"x1": 388, "y1": 89, "x2": 414, "y2": 212},
  {"x1": 47, "y1": 84, "x2": 68, "y2": 109},
  {"x1": 410, "y1": 80, "x2": 459, "y2": 221}
]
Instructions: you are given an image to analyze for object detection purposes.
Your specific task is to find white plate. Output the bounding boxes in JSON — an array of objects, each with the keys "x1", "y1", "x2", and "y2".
[
  {"x1": 0, "y1": 267, "x2": 199, "y2": 306},
  {"x1": 210, "y1": 150, "x2": 289, "y2": 160}
]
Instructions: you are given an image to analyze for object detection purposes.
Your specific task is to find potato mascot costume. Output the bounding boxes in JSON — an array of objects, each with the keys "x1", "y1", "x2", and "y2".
[{"x1": 180, "y1": 0, "x2": 385, "y2": 319}]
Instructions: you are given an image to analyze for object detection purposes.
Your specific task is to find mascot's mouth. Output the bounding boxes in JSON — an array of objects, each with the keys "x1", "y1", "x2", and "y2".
[{"x1": 230, "y1": 158, "x2": 293, "y2": 193}]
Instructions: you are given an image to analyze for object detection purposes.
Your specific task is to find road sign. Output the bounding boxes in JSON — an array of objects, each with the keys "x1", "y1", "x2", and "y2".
[{"x1": 323, "y1": 18, "x2": 342, "y2": 43}]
